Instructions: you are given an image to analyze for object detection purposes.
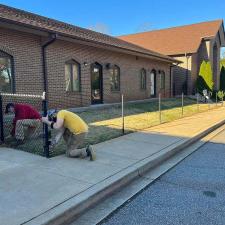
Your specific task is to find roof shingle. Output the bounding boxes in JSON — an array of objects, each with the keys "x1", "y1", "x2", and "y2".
[
  {"x1": 0, "y1": 4, "x2": 177, "y2": 63},
  {"x1": 119, "y1": 20, "x2": 223, "y2": 56}
]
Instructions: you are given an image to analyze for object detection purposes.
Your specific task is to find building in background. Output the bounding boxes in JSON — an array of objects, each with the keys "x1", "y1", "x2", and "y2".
[
  {"x1": 119, "y1": 20, "x2": 225, "y2": 95},
  {"x1": 0, "y1": 4, "x2": 178, "y2": 108}
]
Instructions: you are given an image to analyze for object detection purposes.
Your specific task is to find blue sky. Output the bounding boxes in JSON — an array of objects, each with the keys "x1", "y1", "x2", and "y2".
[{"x1": 1, "y1": 0, "x2": 225, "y2": 55}]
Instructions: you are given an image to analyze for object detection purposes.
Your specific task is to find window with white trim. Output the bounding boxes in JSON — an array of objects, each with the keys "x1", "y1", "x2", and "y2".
[
  {"x1": 65, "y1": 59, "x2": 81, "y2": 92},
  {"x1": 0, "y1": 51, "x2": 14, "y2": 93},
  {"x1": 110, "y1": 65, "x2": 120, "y2": 91},
  {"x1": 140, "y1": 68, "x2": 147, "y2": 90}
]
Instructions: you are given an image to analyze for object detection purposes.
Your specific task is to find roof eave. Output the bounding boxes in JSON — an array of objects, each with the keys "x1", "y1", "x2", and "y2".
[
  {"x1": 168, "y1": 52, "x2": 195, "y2": 57},
  {"x1": 0, "y1": 17, "x2": 177, "y2": 64}
]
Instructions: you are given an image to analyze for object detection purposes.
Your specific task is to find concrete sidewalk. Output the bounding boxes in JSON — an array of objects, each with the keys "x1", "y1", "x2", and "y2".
[{"x1": 1, "y1": 107, "x2": 225, "y2": 225}]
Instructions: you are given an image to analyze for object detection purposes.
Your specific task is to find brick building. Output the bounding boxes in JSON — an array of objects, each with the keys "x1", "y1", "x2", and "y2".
[
  {"x1": 0, "y1": 4, "x2": 179, "y2": 109},
  {"x1": 119, "y1": 20, "x2": 225, "y2": 95}
]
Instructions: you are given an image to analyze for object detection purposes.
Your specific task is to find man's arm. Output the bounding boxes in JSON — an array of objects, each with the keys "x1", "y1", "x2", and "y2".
[
  {"x1": 42, "y1": 116, "x2": 65, "y2": 147},
  {"x1": 41, "y1": 116, "x2": 64, "y2": 129},
  {"x1": 51, "y1": 128, "x2": 65, "y2": 146}
]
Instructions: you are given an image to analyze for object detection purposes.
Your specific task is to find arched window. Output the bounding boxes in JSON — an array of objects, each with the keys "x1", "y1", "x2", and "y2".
[
  {"x1": 110, "y1": 65, "x2": 120, "y2": 91},
  {"x1": 140, "y1": 68, "x2": 146, "y2": 90},
  {"x1": 0, "y1": 50, "x2": 14, "y2": 93},
  {"x1": 150, "y1": 69, "x2": 156, "y2": 97},
  {"x1": 91, "y1": 62, "x2": 103, "y2": 104},
  {"x1": 160, "y1": 70, "x2": 165, "y2": 89},
  {"x1": 65, "y1": 59, "x2": 81, "y2": 92}
]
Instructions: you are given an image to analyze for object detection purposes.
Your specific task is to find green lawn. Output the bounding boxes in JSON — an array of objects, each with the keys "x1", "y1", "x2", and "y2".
[
  {"x1": 51, "y1": 97, "x2": 220, "y2": 156},
  {"x1": 2, "y1": 97, "x2": 222, "y2": 157}
]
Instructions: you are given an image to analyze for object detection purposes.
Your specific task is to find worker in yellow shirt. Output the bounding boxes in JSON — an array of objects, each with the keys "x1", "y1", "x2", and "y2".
[{"x1": 42, "y1": 110, "x2": 96, "y2": 160}]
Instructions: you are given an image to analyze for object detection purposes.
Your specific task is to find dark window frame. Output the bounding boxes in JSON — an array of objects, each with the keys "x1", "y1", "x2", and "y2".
[
  {"x1": 90, "y1": 62, "x2": 103, "y2": 104},
  {"x1": 140, "y1": 68, "x2": 147, "y2": 90},
  {"x1": 150, "y1": 69, "x2": 157, "y2": 97},
  {"x1": 160, "y1": 70, "x2": 165, "y2": 90},
  {"x1": 0, "y1": 50, "x2": 15, "y2": 93},
  {"x1": 110, "y1": 65, "x2": 120, "y2": 92},
  {"x1": 65, "y1": 59, "x2": 81, "y2": 92}
]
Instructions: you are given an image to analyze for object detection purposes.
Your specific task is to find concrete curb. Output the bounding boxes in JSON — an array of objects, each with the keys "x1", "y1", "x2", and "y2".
[{"x1": 24, "y1": 119, "x2": 225, "y2": 225}]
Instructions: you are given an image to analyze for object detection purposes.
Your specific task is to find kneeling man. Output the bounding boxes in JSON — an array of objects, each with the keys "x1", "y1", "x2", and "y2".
[
  {"x1": 5, "y1": 103, "x2": 41, "y2": 146},
  {"x1": 42, "y1": 110, "x2": 96, "y2": 160}
]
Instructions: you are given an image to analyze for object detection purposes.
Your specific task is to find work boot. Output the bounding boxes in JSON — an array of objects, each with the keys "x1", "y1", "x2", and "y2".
[{"x1": 86, "y1": 145, "x2": 96, "y2": 161}]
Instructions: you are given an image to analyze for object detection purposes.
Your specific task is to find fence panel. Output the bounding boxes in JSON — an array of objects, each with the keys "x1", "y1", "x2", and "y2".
[
  {"x1": 0, "y1": 92, "x2": 48, "y2": 157},
  {"x1": 2, "y1": 92, "x2": 222, "y2": 158}
]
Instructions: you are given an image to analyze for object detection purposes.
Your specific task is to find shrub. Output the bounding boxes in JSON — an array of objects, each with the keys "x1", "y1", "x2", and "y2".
[
  {"x1": 196, "y1": 60, "x2": 214, "y2": 93},
  {"x1": 220, "y1": 66, "x2": 225, "y2": 91},
  {"x1": 217, "y1": 90, "x2": 225, "y2": 101},
  {"x1": 196, "y1": 75, "x2": 210, "y2": 94},
  {"x1": 199, "y1": 60, "x2": 207, "y2": 77},
  {"x1": 205, "y1": 61, "x2": 214, "y2": 91}
]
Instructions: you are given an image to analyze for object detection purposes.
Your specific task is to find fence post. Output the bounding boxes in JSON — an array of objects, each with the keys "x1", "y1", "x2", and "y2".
[
  {"x1": 216, "y1": 92, "x2": 218, "y2": 107},
  {"x1": 182, "y1": 92, "x2": 184, "y2": 116},
  {"x1": 121, "y1": 94, "x2": 125, "y2": 134},
  {"x1": 42, "y1": 96, "x2": 49, "y2": 158},
  {"x1": 222, "y1": 96, "x2": 224, "y2": 107},
  {"x1": 197, "y1": 94, "x2": 199, "y2": 112},
  {"x1": 0, "y1": 95, "x2": 4, "y2": 143},
  {"x1": 159, "y1": 93, "x2": 162, "y2": 124}
]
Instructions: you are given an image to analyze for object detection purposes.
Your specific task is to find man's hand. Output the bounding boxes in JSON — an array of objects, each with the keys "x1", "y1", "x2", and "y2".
[
  {"x1": 50, "y1": 138, "x2": 57, "y2": 148},
  {"x1": 5, "y1": 135, "x2": 12, "y2": 140},
  {"x1": 41, "y1": 116, "x2": 49, "y2": 124}
]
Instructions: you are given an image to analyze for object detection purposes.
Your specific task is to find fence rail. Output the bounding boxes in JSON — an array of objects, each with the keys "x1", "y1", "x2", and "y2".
[{"x1": 0, "y1": 92, "x2": 45, "y2": 99}]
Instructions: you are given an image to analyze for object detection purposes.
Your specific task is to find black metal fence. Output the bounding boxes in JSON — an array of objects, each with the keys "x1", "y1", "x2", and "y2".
[
  {"x1": 0, "y1": 92, "x2": 50, "y2": 157},
  {"x1": 0, "y1": 91, "x2": 223, "y2": 158}
]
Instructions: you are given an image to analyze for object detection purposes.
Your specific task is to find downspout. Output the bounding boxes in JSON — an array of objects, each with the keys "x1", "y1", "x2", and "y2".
[
  {"x1": 170, "y1": 62, "x2": 180, "y2": 97},
  {"x1": 42, "y1": 33, "x2": 57, "y2": 97},
  {"x1": 185, "y1": 52, "x2": 190, "y2": 95},
  {"x1": 41, "y1": 33, "x2": 57, "y2": 158}
]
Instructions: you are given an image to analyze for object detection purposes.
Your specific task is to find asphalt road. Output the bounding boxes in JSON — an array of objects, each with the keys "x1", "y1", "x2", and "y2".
[{"x1": 99, "y1": 128, "x2": 225, "y2": 225}]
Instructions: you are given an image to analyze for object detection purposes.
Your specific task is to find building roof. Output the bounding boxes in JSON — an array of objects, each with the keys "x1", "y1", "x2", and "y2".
[
  {"x1": 0, "y1": 4, "x2": 178, "y2": 63},
  {"x1": 119, "y1": 20, "x2": 224, "y2": 56}
]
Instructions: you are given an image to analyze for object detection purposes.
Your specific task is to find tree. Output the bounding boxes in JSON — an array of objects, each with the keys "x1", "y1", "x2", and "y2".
[
  {"x1": 196, "y1": 75, "x2": 209, "y2": 94},
  {"x1": 205, "y1": 61, "x2": 214, "y2": 91},
  {"x1": 197, "y1": 60, "x2": 214, "y2": 93},
  {"x1": 221, "y1": 59, "x2": 225, "y2": 69},
  {"x1": 199, "y1": 60, "x2": 207, "y2": 77},
  {"x1": 220, "y1": 66, "x2": 225, "y2": 91},
  {"x1": 217, "y1": 90, "x2": 225, "y2": 100}
]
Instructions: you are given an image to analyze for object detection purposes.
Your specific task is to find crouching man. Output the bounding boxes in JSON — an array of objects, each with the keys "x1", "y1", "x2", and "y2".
[
  {"x1": 42, "y1": 110, "x2": 96, "y2": 161},
  {"x1": 5, "y1": 103, "x2": 42, "y2": 146}
]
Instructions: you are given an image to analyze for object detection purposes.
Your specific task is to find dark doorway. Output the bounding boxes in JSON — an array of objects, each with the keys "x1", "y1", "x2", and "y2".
[
  {"x1": 150, "y1": 69, "x2": 157, "y2": 97},
  {"x1": 91, "y1": 62, "x2": 103, "y2": 104}
]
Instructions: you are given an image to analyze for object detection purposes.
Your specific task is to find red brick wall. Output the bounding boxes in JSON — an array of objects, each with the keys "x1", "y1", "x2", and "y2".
[
  {"x1": 0, "y1": 27, "x2": 171, "y2": 109},
  {"x1": 46, "y1": 40, "x2": 171, "y2": 108},
  {"x1": 0, "y1": 27, "x2": 43, "y2": 94}
]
